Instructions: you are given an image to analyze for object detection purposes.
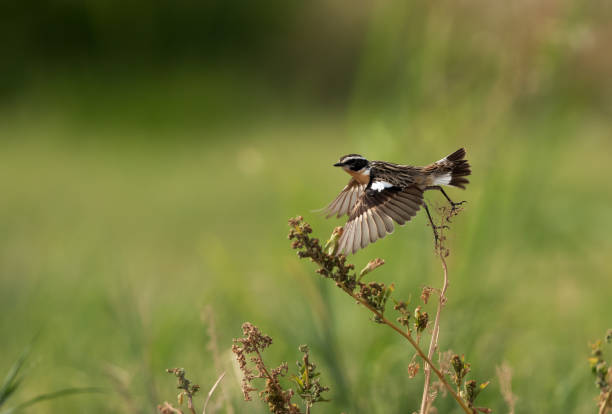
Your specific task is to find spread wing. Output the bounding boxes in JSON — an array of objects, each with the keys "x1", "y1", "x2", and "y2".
[
  {"x1": 321, "y1": 178, "x2": 366, "y2": 218},
  {"x1": 338, "y1": 185, "x2": 424, "y2": 255}
]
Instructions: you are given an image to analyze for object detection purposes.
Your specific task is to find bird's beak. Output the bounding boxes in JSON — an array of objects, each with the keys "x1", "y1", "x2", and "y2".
[{"x1": 333, "y1": 162, "x2": 343, "y2": 167}]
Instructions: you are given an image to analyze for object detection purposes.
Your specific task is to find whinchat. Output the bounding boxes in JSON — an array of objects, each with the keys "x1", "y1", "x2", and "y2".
[{"x1": 323, "y1": 148, "x2": 471, "y2": 254}]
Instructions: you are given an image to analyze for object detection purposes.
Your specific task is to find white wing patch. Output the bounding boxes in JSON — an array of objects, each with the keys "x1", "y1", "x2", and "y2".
[
  {"x1": 433, "y1": 173, "x2": 452, "y2": 185},
  {"x1": 371, "y1": 180, "x2": 393, "y2": 192}
]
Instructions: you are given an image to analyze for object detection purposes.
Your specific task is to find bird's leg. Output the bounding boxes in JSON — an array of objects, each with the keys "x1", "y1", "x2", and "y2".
[
  {"x1": 426, "y1": 185, "x2": 466, "y2": 211},
  {"x1": 423, "y1": 201, "x2": 448, "y2": 243}
]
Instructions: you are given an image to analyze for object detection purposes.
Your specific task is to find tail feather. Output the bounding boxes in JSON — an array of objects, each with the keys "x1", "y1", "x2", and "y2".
[
  {"x1": 446, "y1": 148, "x2": 466, "y2": 162},
  {"x1": 446, "y1": 148, "x2": 471, "y2": 189}
]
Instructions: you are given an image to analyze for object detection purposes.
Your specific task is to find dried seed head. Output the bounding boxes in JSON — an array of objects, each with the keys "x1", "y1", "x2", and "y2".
[
  {"x1": 451, "y1": 355, "x2": 464, "y2": 375},
  {"x1": 414, "y1": 306, "x2": 429, "y2": 333},
  {"x1": 421, "y1": 286, "x2": 434, "y2": 304},
  {"x1": 359, "y1": 258, "x2": 385, "y2": 280},
  {"x1": 408, "y1": 361, "x2": 420, "y2": 378}
]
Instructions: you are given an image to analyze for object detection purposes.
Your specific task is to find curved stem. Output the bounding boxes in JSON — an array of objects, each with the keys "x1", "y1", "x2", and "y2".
[
  {"x1": 349, "y1": 292, "x2": 472, "y2": 414},
  {"x1": 599, "y1": 389, "x2": 612, "y2": 414},
  {"x1": 419, "y1": 251, "x2": 450, "y2": 414},
  {"x1": 254, "y1": 348, "x2": 274, "y2": 381}
]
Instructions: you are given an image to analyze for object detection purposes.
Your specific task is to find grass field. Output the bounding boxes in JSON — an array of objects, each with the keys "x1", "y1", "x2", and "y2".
[
  {"x1": 2, "y1": 1, "x2": 612, "y2": 412},
  {"x1": 1, "y1": 73, "x2": 611, "y2": 413}
]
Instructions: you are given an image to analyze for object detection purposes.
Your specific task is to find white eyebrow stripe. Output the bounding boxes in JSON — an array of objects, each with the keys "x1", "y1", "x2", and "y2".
[
  {"x1": 341, "y1": 156, "x2": 366, "y2": 163},
  {"x1": 371, "y1": 180, "x2": 393, "y2": 192}
]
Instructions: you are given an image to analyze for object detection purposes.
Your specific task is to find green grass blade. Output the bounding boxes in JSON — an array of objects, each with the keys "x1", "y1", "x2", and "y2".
[
  {"x1": 0, "y1": 346, "x2": 31, "y2": 407},
  {"x1": 0, "y1": 387, "x2": 103, "y2": 414}
]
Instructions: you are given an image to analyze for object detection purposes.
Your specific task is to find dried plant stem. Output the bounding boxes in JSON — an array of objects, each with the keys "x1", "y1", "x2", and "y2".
[
  {"x1": 348, "y1": 290, "x2": 472, "y2": 414},
  {"x1": 419, "y1": 250, "x2": 450, "y2": 414},
  {"x1": 203, "y1": 372, "x2": 226, "y2": 414},
  {"x1": 164, "y1": 368, "x2": 200, "y2": 414},
  {"x1": 288, "y1": 216, "x2": 473, "y2": 414},
  {"x1": 600, "y1": 390, "x2": 612, "y2": 414},
  {"x1": 254, "y1": 348, "x2": 274, "y2": 381},
  {"x1": 496, "y1": 362, "x2": 517, "y2": 414},
  {"x1": 202, "y1": 306, "x2": 234, "y2": 414},
  {"x1": 159, "y1": 402, "x2": 184, "y2": 414},
  {"x1": 187, "y1": 397, "x2": 197, "y2": 414}
]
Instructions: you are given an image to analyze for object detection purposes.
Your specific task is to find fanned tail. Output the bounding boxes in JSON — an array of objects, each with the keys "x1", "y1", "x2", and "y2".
[{"x1": 445, "y1": 148, "x2": 471, "y2": 189}]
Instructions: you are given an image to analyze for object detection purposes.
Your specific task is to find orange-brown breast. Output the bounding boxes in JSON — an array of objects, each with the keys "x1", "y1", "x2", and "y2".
[{"x1": 347, "y1": 169, "x2": 371, "y2": 185}]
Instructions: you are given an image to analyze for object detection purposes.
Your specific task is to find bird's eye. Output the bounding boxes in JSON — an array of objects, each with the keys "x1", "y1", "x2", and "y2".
[{"x1": 349, "y1": 159, "x2": 367, "y2": 171}]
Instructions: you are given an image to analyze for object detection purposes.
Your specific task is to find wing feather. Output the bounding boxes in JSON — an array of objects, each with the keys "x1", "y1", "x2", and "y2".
[
  {"x1": 361, "y1": 212, "x2": 370, "y2": 249},
  {"x1": 340, "y1": 221, "x2": 352, "y2": 253},
  {"x1": 338, "y1": 186, "x2": 424, "y2": 254},
  {"x1": 370, "y1": 210, "x2": 385, "y2": 239},
  {"x1": 367, "y1": 210, "x2": 378, "y2": 242},
  {"x1": 386, "y1": 199, "x2": 413, "y2": 221},
  {"x1": 353, "y1": 215, "x2": 362, "y2": 253},
  {"x1": 321, "y1": 179, "x2": 366, "y2": 218},
  {"x1": 377, "y1": 210, "x2": 395, "y2": 233},
  {"x1": 337, "y1": 191, "x2": 351, "y2": 216},
  {"x1": 398, "y1": 193, "x2": 422, "y2": 212},
  {"x1": 379, "y1": 203, "x2": 406, "y2": 224}
]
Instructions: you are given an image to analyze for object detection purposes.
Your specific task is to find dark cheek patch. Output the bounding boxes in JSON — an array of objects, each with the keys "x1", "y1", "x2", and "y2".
[{"x1": 350, "y1": 159, "x2": 368, "y2": 171}]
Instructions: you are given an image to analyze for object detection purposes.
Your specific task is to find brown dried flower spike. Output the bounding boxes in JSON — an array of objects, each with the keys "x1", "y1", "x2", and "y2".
[
  {"x1": 232, "y1": 322, "x2": 302, "y2": 414},
  {"x1": 287, "y1": 215, "x2": 486, "y2": 414}
]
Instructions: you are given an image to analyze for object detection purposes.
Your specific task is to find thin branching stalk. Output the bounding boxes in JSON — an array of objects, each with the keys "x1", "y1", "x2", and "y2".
[
  {"x1": 187, "y1": 396, "x2": 196, "y2": 414},
  {"x1": 164, "y1": 369, "x2": 200, "y2": 414},
  {"x1": 600, "y1": 389, "x2": 612, "y2": 414},
  {"x1": 288, "y1": 216, "x2": 474, "y2": 414},
  {"x1": 590, "y1": 330, "x2": 612, "y2": 414},
  {"x1": 420, "y1": 247, "x2": 450, "y2": 414},
  {"x1": 202, "y1": 307, "x2": 234, "y2": 414},
  {"x1": 496, "y1": 363, "x2": 517, "y2": 414},
  {"x1": 254, "y1": 349, "x2": 275, "y2": 383},
  {"x1": 349, "y1": 290, "x2": 471, "y2": 413},
  {"x1": 203, "y1": 372, "x2": 225, "y2": 414}
]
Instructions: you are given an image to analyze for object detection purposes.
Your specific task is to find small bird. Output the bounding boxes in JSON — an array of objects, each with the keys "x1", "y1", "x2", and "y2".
[{"x1": 323, "y1": 148, "x2": 471, "y2": 254}]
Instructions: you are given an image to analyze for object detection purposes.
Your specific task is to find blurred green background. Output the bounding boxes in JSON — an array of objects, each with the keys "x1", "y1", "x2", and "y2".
[{"x1": 1, "y1": 0, "x2": 611, "y2": 413}]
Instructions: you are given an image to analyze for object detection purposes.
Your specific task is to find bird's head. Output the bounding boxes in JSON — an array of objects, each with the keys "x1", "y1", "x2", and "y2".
[{"x1": 334, "y1": 154, "x2": 370, "y2": 173}]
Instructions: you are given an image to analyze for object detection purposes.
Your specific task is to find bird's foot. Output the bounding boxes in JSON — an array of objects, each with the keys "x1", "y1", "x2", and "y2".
[
  {"x1": 450, "y1": 200, "x2": 467, "y2": 211},
  {"x1": 431, "y1": 224, "x2": 449, "y2": 245}
]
